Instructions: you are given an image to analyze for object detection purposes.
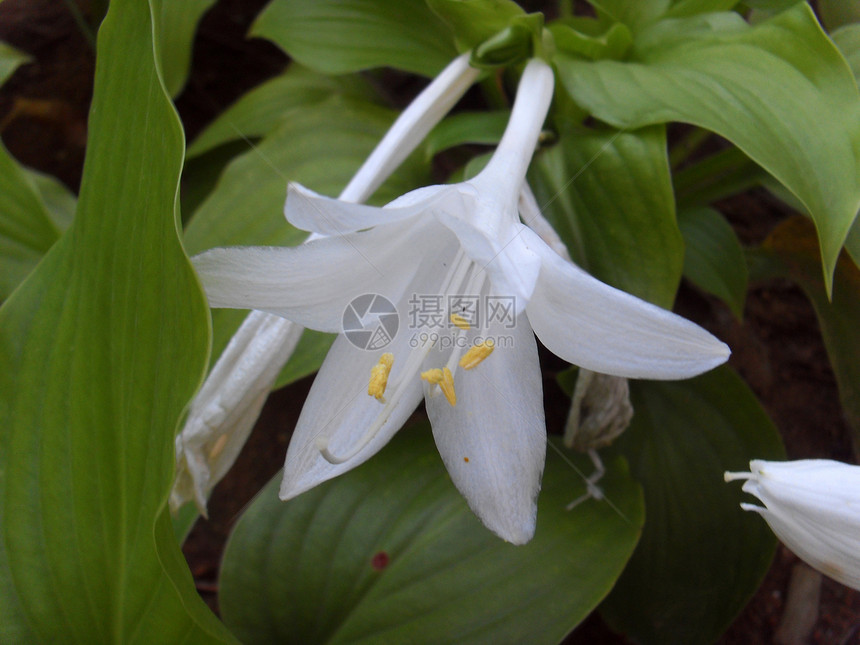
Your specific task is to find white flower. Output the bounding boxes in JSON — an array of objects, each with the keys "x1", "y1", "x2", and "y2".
[
  {"x1": 171, "y1": 54, "x2": 480, "y2": 513},
  {"x1": 725, "y1": 459, "x2": 860, "y2": 590},
  {"x1": 193, "y1": 58, "x2": 730, "y2": 543}
]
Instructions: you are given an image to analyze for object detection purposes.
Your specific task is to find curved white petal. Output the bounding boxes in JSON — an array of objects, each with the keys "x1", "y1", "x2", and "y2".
[
  {"x1": 285, "y1": 182, "x2": 455, "y2": 236},
  {"x1": 193, "y1": 217, "x2": 448, "y2": 332},
  {"x1": 279, "y1": 332, "x2": 424, "y2": 500},
  {"x1": 433, "y1": 206, "x2": 542, "y2": 312},
  {"x1": 524, "y1": 227, "x2": 730, "y2": 379},
  {"x1": 423, "y1": 315, "x2": 546, "y2": 544}
]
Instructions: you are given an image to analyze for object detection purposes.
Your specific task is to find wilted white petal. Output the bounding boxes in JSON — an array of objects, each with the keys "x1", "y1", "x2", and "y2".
[
  {"x1": 525, "y1": 227, "x2": 730, "y2": 379},
  {"x1": 279, "y1": 333, "x2": 424, "y2": 500},
  {"x1": 171, "y1": 311, "x2": 303, "y2": 513},
  {"x1": 424, "y1": 315, "x2": 545, "y2": 544},
  {"x1": 193, "y1": 217, "x2": 445, "y2": 331},
  {"x1": 726, "y1": 459, "x2": 860, "y2": 590}
]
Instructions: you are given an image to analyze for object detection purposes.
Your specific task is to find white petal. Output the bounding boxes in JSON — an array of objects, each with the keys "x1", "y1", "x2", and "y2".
[
  {"x1": 285, "y1": 182, "x2": 453, "y2": 236},
  {"x1": 171, "y1": 312, "x2": 303, "y2": 513},
  {"x1": 753, "y1": 504, "x2": 860, "y2": 590},
  {"x1": 423, "y1": 314, "x2": 546, "y2": 544},
  {"x1": 193, "y1": 217, "x2": 447, "y2": 332},
  {"x1": 524, "y1": 227, "x2": 730, "y2": 379},
  {"x1": 279, "y1": 332, "x2": 424, "y2": 500},
  {"x1": 434, "y1": 206, "x2": 542, "y2": 312}
]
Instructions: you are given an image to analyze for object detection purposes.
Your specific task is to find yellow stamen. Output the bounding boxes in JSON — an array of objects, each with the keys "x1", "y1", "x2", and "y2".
[
  {"x1": 459, "y1": 338, "x2": 495, "y2": 370},
  {"x1": 368, "y1": 353, "x2": 394, "y2": 401},
  {"x1": 420, "y1": 368, "x2": 443, "y2": 384},
  {"x1": 208, "y1": 433, "x2": 229, "y2": 461},
  {"x1": 420, "y1": 367, "x2": 457, "y2": 406},
  {"x1": 450, "y1": 313, "x2": 471, "y2": 330}
]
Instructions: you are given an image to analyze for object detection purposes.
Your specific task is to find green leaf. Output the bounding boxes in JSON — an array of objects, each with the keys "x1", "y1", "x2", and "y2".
[
  {"x1": 0, "y1": 40, "x2": 30, "y2": 87},
  {"x1": 819, "y1": 0, "x2": 860, "y2": 31},
  {"x1": 426, "y1": 0, "x2": 526, "y2": 50},
  {"x1": 423, "y1": 109, "x2": 508, "y2": 159},
  {"x1": 184, "y1": 96, "x2": 431, "y2": 388},
  {"x1": 219, "y1": 424, "x2": 643, "y2": 644},
  {"x1": 251, "y1": 0, "x2": 456, "y2": 77},
  {"x1": 24, "y1": 167, "x2": 76, "y2": 233},
  {"x1": 762, "y1": 216, "x2": 860, "y2": 457},
  {"x1": 530, "y1": 124, "x2": 683, "y2": 309},
  {"x1": 0, "y1": 0, "x2": 235, "y2": 641},
  {"x1": 678, "y1": 206, "x2": 748, "y2": 318},
  {"x1": 0, "y1": 142, "x2": 61, "y2": 300},
  {"x1": 665, "y1": 0, "x2": 740, "y2": 18},
  {"x1": 155, "y1": 0, "x2": 216, "y2": 97},
  {"x1": 555, "y1": 4, "x2": 860, "y2": 294},
  {"x1": 600, "y1": 367, "x2": 785, "y2": 644},
  {"x1": 673, "y1": 145, "x2": 767, "y2": 209},
  {"x1": 550, "y1": 20, "x2": 633, "y2": 60},
  {"x1": 832, "y1": 23, "x2": 860, "y2": 81},
  {"x1": 187, "y1": 65, "x2": 375, "y2": 159},
  {"x1": 587, "y1": 0, "x2": 670, "y2": 33}
]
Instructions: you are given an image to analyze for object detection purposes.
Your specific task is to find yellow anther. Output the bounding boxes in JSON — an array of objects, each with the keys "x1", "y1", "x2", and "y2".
[
  {"x1": 440, "y1": 367, "x2": 457, "y2": 406},
  {"x1": 421, "y1": 368, "x2": 443, "y2": 384},
  {"x1": 420, "y1": 367, "x2": 457, "y2": 406},
  {"x1": 368, "y1": 353, "x2": 394, "y2": 401},
  {"x1": 208, "y1": 433, "x2": 229, "y2": 461},
  {"x1": 450, "y1": 313, "x2": 471, "y2": 330},
  {"x1": 459, "y1": 338, "x2": 495, "y2": 370}
]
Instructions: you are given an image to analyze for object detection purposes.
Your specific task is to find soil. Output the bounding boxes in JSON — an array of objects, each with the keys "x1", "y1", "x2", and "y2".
[{"x1": 1, "y1": 0, "x2": 858, "y2": 643}]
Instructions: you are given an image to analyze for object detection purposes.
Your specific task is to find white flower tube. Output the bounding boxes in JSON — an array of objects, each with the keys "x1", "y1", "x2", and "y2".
[
  {"x1": 725, "y1": 459, "x2": 860, "y2": 590},
  {"x1": 171, "y1": 54, "x2": 481, "y2": 513}
]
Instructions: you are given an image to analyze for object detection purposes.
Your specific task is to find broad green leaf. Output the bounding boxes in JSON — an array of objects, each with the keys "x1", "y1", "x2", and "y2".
[
  {"x1": 600, "y1": 367, "x2": 785, "y2": 644},
  {"x1": 251, "y1": 0, "x2": 456, "y2": 77},
  {"x1": 550, "y1": 20, "x2": 633, "y2": 60},
  {"x1": 665, "y1": 0, "x2": 739, "y2": 17},
  {"x1": 24, "y1": 167, "x2": 76, "y2": 233},
  {"x1": 184, "y1": 96, "x2": 431, "y2": 386},
  {"x1": 0, "y1": 142, "x2": 60, "y2": 300},
  {"x1": 587, "y1": 0, "x2": 670, "y2": 33},
  {"x1": 673, "y1": 145, "x2": 767, "y2": 209},
  {"x1": 555, "y1": 4, "x2": 860, "y2": 293},
  {"x1": 529, "y1": 124, "x2": 682, "y2": 309},
  {"x1": 423, "y1": 109, "x2": 508, "y2": 159},
  {"x1": 0, "y1": 40, "x2": 29, "y2": 86},
  {"x1": 820, "y1": 0, "x2": 860, "y2": 31},
  {"x1": 187, "y1": 65, "x2": 375, "y2": 158},
  {"x1": 762, "y1": 216, "x2": 860, "y2": 456},
  {"x1": 155, "y1": 0, "x2": 216, "y2": 97},
  {"x1": 0, "y1": 1, "x2": 234, "y2": 641},
  {"x1": 833, "y1": 23, "x2": 860, "y2": 86},
  {"x1": 678, "y1": 206, "x2": 748, "y2": 318},
  {"x1": 219, "y1": 424, "x2": 643, "y2": 644},
  {"x1": 743, "y1": 0, "x2": 801, "y2": 12},
  {"x1": 426, "y1": 0, "x2": 526, "y2": 50}
]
